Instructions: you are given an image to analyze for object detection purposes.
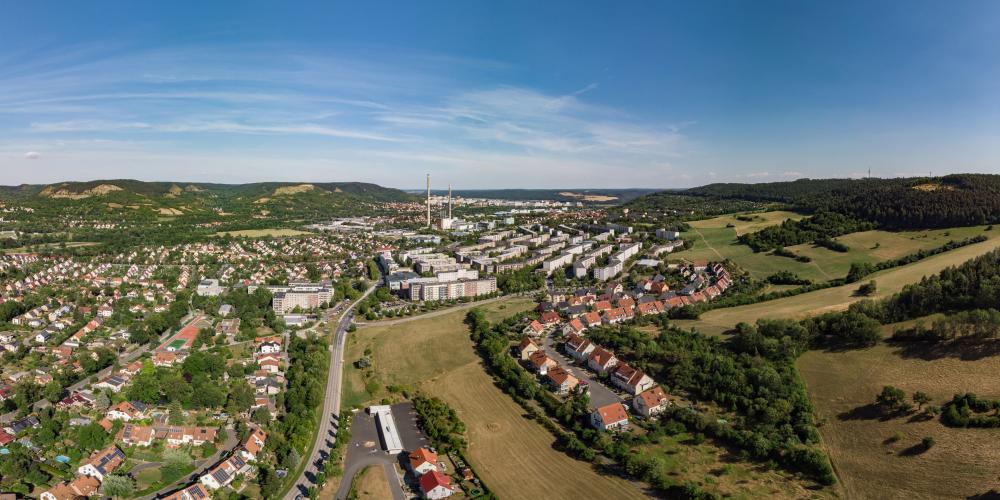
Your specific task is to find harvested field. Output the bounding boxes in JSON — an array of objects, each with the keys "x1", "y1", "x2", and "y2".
[{"x1": 799, "y1": 334, "x2": 1000, "y2": 499}]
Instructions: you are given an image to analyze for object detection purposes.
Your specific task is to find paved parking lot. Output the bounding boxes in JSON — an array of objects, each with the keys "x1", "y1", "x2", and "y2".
[
  {"x1": 335, "y1": 402, "x2": 431, "y2": 499},
  {"x1": 391, "y1": 402, "x2": 431, "y2": 451}
]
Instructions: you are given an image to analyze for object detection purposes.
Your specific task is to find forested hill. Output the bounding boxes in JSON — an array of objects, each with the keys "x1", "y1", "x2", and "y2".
[
  {"x1": 0, "y1": 179, "x2": 418, "y2": 224},
  {"x1": 0, "y1": 179, "x2": 415, "y2": 203},
  {"x1": 633, "y1": 174, "x2": 1000, "y2": 229},
  {"x1": 442, "y1": 188, "x2": 660, "y2": 203}
]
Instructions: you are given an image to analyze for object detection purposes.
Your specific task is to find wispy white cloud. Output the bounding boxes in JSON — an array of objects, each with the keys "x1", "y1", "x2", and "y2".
[{"x1": 0, "y1": 43, "x2": 689, "y2": 187}]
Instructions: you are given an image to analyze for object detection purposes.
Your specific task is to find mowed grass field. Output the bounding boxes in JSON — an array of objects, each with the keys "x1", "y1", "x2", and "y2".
[
  {"x1": 799, "y1": 328, "x2": 1000, "y2": 499},
  {"x1": 674, "y1": 232, "x2": 1000, "y2": 336},
  {"x1": 213, "y1": 228, "x2": 313, "y2": 237},
  {"x1": 342, "y1": 298, "x2": 647, "y2": 500},
  {"x1": 681, "y1": 210, "x2": 994, "y2": 283},
  {"x1": 351, "y1": 465, "x2": 392, "y2": 500},
  {"x1": 688, "y1": 210, "x2": 806, "y2": 236}
]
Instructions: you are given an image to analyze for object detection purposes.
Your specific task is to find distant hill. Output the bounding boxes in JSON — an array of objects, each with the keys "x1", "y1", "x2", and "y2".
[
  {"x1": 0, "y1": 179, "x2": 417, "y2": 221},
  {"x1": 628, "y1": 174, "x2": 1000, "y2": 229},
  {"x1": 422, "y1": 188, "x2": 660, "y2": 204},
  {"x1": 2, "y1": 179, "x2": 415, "y2": 203}
]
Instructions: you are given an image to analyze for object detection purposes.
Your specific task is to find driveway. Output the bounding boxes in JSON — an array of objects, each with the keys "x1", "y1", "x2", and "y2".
[{"x1": 541, "y1": 334, "x2": 624, "y2": 409}]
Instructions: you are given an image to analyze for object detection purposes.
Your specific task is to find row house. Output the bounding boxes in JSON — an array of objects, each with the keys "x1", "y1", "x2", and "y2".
[{"x1": 610, "y1": 363, "x2": 656, "y2": 395}]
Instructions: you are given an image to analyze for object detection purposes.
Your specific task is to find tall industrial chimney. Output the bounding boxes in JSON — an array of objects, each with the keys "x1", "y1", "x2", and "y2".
[
  {"x1": 448, "y1": 184, "x2": 452, "y2": 219},
  {"x1": 426, "y1": 173, "x2": 431, "y2": 228}
]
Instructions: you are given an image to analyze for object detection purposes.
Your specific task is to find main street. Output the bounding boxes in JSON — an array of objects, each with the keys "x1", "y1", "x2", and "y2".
[{"x1": 285, "y1": 283, "x2": 377, "y2": 500}]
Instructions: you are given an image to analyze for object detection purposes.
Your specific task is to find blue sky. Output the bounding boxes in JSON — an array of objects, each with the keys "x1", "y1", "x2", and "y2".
[{"x1": 2, "y1": 1, "x2": 1000, "y2": 188}]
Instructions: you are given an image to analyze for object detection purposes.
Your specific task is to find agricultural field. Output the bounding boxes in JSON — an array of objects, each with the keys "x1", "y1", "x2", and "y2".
[
  {"x1": 799, "y1": 321, "x2": 1000, "y2": 499},
  {"x1": 674, "y1": 234, "x2": 1000, "y2": 336},
  {"x1": 680, "y1": 211, "x2": 995, "y2": 283},
  {"x1": 212, "y1": 228, "x2": 313, "y2": 237},
  {"x1": 342, "y1": 298, "x2": 646, "y2": 500}
]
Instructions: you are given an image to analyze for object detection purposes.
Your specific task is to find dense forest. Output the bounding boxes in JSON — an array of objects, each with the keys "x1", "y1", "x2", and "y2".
[
  {"x1": 675, "y1": 174, "x2": 1000, "y2": 229},
  {"x1": 624, "y1": 174, "x2": 1000, "y2": 229}
]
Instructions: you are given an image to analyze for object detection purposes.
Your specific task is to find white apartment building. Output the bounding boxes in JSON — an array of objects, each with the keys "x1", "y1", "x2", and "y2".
[
  {"x1": 409, "y1": 277, "x2": 497, "y2": 301},
  {"x1": 267, "y1": 283, "x2": 333, "y2": 314}
]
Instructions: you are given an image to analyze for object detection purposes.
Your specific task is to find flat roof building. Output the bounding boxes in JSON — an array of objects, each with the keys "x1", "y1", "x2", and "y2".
[{"x1": 368, "y1": 405, "x2": 404, "y2": 454}]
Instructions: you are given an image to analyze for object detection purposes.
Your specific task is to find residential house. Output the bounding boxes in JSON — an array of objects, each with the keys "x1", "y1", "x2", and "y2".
[
  {"x1": 199, "y1": 454, "x2": 247, "y2": 490},
  {"x1": 161, "y1": 483, "x2": 211, "y2": 500},
  {"x1": 166, "y1": 426, "x2": 218, "y2": 447},
  {"x1": 546, "y1": 366, "x2": 579, "y2": 394},
  {"x1": 93, "y1": 375, "x2": 127, "y2": 393},
  {"x1": 256, "y1": 341, "x2": 281, "y2": 356},
  {"x1": 117, "y1": 424, "x2": 155, "y2": 447},
  {"x1": 632, "y1": 386, "x2": 670, "y2": 417},
  {"x1": 0, "y1": 429, "x2": 14, "y2": 446},
  {"x1": 409, "y1": 447, "x2": 438, "y2": 475},
  {"x1": 528, "y1": 350, "x2": 557, "y2": 376},
  {"x1": 258, "y1": 356, "x2": 282, "y2": 374},
  {"x1": 539, "y1": 311, "x2": 562, "y2": 325},
  {"x1": 419, "y1": 470, "x2": 456, "y2": 499},
  {"x1": 581, "y1": 311, "x2": 602, "y2": 328},
  {"x1": 239, "y1": 427, "x2": 268, "y2": 462},
  {"x1": 561, "y1": 318, "x2": 586, "y2": 336},
  {"x1": 40, "y1": 476, "x2": 100, "y2": 500},
  {"x1": 5, "y1": 415, "x2": 40, "y2": 435},
  {"x1": 77, "y1": 445, "x2": 125, "y2": 481},
  {"x1": 523, "y1": 320, "x2": 545, "y2": 337},
  {"x1": 637, "y1": 301, "x2": 665, "y2": 316},
  {"x1": 587, "y1": 347, "x2": 618, "y2": 374},
  {"x1": 590, "y1": 402, "x2": 630, "y2": 431},
  {"x1": 564, "y1": 333, "x2": 595, "y2": 362},
  {"x1": 611, "y1": 363, "x2": 656, "y2": 395},
  {"x1": 516, "y1": 338, "x2": 539, "y2": 360},
  {"x1": 106, "y1": 401, "x2": 147, "y2": 421}
]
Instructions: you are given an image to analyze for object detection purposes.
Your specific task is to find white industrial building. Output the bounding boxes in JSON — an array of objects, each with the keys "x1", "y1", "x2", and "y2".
[{"x1": 369, "y1": 405, "x2": 404, "y2": 454}]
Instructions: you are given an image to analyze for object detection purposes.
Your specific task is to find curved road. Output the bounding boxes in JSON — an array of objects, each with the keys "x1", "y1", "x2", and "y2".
[
  {"x1": 335, "y1": 454, "x2": 406, "y2": 500},
  {"x1": 285, "y1": 284, "x2": 377, "y2": 500}
]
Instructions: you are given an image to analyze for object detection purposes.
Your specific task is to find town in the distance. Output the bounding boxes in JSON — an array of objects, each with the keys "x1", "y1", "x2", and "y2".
[{"x1": 1, "y1": 174, "x2": 1000, "y2": 500}]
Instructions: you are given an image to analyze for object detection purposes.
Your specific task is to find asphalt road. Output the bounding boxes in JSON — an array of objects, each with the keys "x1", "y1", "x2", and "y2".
[
  {"x1": 285, "y1": 284, "x2": 377, "y2": 500},
  {"x1": 541, "y1": 334, "x2": 624, "y2": 409}
]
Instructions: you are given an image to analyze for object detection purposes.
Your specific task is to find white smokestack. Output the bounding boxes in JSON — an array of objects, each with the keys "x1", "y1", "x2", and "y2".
[{"x1": 426, "y1": 173, "x2": 431, "y2": 228}]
